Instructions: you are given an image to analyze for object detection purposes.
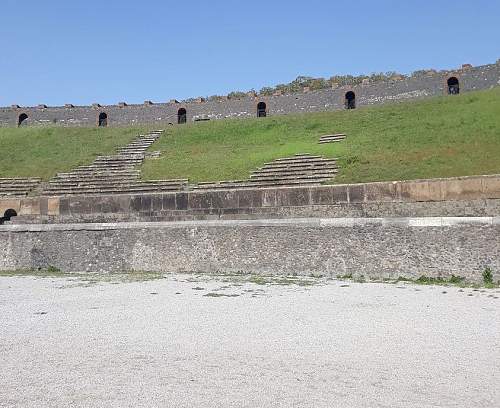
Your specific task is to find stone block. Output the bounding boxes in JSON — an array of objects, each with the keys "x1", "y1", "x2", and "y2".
[
  {"x1": 130, "y1": 196, "x2": 142, "y2": 212},
  {"x1": 331, "y1": 185, "x2": 348, "y2": 203},
  {"x1": 39, "y1": 198, "x2": 49, "y2": 215},
  {"x1": 400, "y1": 181, "x2": 441, "y2": 202},
  {"x1": 310, "y1": 186, "x2": 333, "y2": 205},
  {"x1": 287, "y1": 188, "x2": 310, "y2": 207},
  {"x1": 482, "y1": 176, "x2": 500, "y2": 199},
  {"x1": 47, "y1": 198, "x2": 60, "y2": 216},
  {"x1": 238, "y1": 190, "x2": 262, "y2": 208},
  {"x1": 440, "y1": 178, "x2": 484, "y2": 200},
  {"x1": 140, "y1": 195, "x2": 152, "y2": 212},
  {"x1": 176, "y1": 193, "x2": 188, "y2": 210},
  {"x1": 365, "y1": 182, "x2": 398, "y2": 202},
  {"x1": 348, "y1": 185, "x2": 365, "y2": 203},
  {"x1": 162, "y1": 194, "x2": 176, "y2": 210},
  {"x1": 115, "y1": 195, "x2": 131, "y2": 213},
  {"x1": 262, "y1": 189, "x2": 277, "y2": 207},
  {"x1": 0, "y1": 199, "x2": 21, "y2": 214},
  {"x1": 152, "y1": 195, "x2": 163, "y2": 212},
  {"x1": 209, "y1": 191, "x2": 238, "y2": 209},
  {"x1": 19, "y1": 198, "x2": 41, "y2": 216},
  {"x1": 188, "y1": 193, "x2": 211, "y2": 209}
]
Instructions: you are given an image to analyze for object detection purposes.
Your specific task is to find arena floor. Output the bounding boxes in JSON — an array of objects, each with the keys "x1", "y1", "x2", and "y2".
[{"x1": 1, "y1": 273, "x2": 499, "y2": 408}]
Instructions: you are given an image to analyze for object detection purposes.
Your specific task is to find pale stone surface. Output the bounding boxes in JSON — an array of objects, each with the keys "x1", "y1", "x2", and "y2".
[
  {"x1": 0, "y1": 274, "x2": 499, "y2": 408},
  {"x1": 1, "y1": 217, "x2": 499, "y2": 281}
]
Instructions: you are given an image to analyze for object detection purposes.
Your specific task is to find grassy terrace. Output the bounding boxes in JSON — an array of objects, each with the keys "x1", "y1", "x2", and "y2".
[
  {"x1": 0, "y1": 126, "x2": 151, "y2": 180},
  {"x1": 0, "y1": 88, "x2": 499, "y2": 183},
  {"x1": 142, "y1": 88, "x2": 500, "y2": 183}
]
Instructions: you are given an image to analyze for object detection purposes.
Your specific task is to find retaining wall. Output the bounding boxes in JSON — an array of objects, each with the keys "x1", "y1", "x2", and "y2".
[
  {"x1": 2, "y1": 175, "x2": 500, "y2": 223},
  {"x1": 1, "y1": 217, "x2": 499, "y2": 281},
  {"x1": 1, "y1": 63, "x2": 499, "y2": 127}
]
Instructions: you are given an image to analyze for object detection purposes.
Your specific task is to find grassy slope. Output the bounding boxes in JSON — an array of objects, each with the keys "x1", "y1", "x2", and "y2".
[
  {"x1": 141, "y1": 88, "x2": 500, "y2": 184},
  {"x1": 0, "y1": 126, "x2": 151, "y2": 180}
]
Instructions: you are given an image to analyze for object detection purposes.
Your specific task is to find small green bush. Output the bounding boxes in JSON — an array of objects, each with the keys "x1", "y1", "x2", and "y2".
[{"x1": 482, "y1": 267, "x2": 494, "y2": 285}]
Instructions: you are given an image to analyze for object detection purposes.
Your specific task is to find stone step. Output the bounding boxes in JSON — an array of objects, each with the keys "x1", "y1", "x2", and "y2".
[
  {"x1": 274, "y1": 155, "x2": 322, "y2": 161},
  {"x1": 51, "y1": 175, "x2": 139, "y2": 182},
  {"x1": 0, "y1": 186, "x2": 36, "y2": 192},
  {"x1": 56, "y1": 170, "x2": 140, "y2": 177},
  {"x1": 260, "y1": 160, "x2": 337, "y2": 170},
  {"x1": 44, "y1": 185, "x2": 185, "y2": 196},
  {"x1": 0, "y1": 177, "x2": 41, "y2": 182},
  {"x1": 251, "y1": 170, "x2": 338, "y2": 180},
  {"x1": 94, "y1": 156, "x2": 144, "y2": 161},
  {"x1": 319, "y1": 135, "x2": 345, "y2": 141},
  {"x1": 253, "y1": 164, "x2": 338, "y2": 173},
  {"x1": 46, "y1": 179, "x2": 187, "y2": 188},
  {"x1": 250, "y1": 174, "x2": 335, "y2": 183},
  {"x1": 74, "y1": 164, "x2": 139, "y2": 170},
  {"x1": 193, "y1": 179, "x2": 327, "y2": 190}
]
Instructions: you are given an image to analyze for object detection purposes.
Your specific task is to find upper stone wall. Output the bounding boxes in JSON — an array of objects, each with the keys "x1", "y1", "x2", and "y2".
[{"x1": 1, "y1": 63, "x2": 499, "y2": 127}]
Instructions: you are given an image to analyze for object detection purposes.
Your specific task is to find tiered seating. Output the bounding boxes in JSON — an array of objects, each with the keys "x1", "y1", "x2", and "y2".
[
  {"x1": 0, "y1": 178, "x2": 41, "y2": 196},
  {"x1": 194, "y1": 154, "x2": 338, "y2": 189},
  {"x1": 318, "y1": 134, "x2": 346, "y2": 144},
  {"x1": 42, "y1": 130, "x2": 188, "y2": 196}
]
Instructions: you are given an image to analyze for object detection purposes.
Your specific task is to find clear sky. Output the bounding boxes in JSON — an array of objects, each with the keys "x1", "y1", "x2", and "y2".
[{"x1": 1, "y1": 0, "x2": 499, "y2": 106}]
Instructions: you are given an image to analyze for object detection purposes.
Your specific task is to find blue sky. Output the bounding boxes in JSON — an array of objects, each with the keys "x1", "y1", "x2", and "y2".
[{"x1": 1, "y1": 0, "x2": 499, "y2": 106}]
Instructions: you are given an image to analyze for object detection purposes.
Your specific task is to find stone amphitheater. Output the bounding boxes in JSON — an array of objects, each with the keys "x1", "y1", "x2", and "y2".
[
  {"x1": 0, "y1": 130, "x2": 345, "y2": 198},
  {"x1": 0, "y1": 62, "x2": 499, "y2": 283}
]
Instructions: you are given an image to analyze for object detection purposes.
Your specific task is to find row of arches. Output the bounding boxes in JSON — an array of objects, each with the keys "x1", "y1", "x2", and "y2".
[{"x1": 14, "y1": 78, "x2": 461, "y2": 127}]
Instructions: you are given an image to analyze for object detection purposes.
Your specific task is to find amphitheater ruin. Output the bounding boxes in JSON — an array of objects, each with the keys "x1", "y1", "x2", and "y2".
[{"x1": 1, "y1": 60, "x2": 499, "y2": 283}]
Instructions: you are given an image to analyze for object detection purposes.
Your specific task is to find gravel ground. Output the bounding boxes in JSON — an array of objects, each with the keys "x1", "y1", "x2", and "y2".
[{"x1": 0, "y1": 273, "x2": 499, "y2": 408}]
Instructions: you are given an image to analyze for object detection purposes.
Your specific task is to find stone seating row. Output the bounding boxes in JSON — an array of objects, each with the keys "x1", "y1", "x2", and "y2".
[
  {"x1": 318, "y1": 134, "x2": 347, "y2": 144},
  {"x1": 42, "y1": 131, "x2": 164, "y2": 196},
  {"x1": 0, "y1": 177, "x2": 41, "y2": 196}
]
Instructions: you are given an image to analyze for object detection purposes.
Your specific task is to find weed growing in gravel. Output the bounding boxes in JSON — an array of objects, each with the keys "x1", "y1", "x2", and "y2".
[{"x1": 482, "y1": 267, "x2": 494, "y2": 286}]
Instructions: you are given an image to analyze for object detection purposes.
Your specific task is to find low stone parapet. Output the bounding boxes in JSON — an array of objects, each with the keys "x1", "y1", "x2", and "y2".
[{"x1": 1, "y1": 174, "x2": 499, "y2": 223}]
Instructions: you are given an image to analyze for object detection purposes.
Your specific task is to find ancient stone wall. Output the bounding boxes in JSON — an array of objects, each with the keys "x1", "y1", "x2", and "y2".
[
  {"x1": 1, "y1": 63, "x2": 499, "y2": 127},
  {"x1": 1, "y1": 217, "x2": 499, "y2": 282},
  {"x1": 1, "y1": 175, "x2": 499, "y2": 223}
]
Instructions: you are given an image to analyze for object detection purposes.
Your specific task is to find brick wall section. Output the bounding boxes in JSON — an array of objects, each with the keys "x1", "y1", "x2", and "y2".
[
  {"x1": 1, "y1": 218, "x2": 499, "y2": 282},
  {"x1": 1, "y1": 175, "x2": 500, "y2": 222},
  {"x1": 1, "y1": 63, "x2": 499, "y2": 127}
]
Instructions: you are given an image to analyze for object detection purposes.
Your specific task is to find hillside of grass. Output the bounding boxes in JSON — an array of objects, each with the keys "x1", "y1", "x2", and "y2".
[
  {"x1": 141, "y1": 88, "x2": 500, "y2": 184},
  {"x1": 0, "y1": 126, "x2": 152, "y2": 180}
]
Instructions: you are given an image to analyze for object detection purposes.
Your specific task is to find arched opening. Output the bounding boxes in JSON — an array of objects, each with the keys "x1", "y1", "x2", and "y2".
[
  {"x1": 0, "y1": 209, "x2": 17, "y2": 225},
  {"x1": 257, "y1": 102, "x2": 267, "y2": 117},
  {"x1": 177, "y1": 108, "x2": 187, "y2": 124},
  {"x1": 447, "y1": 77, "x2": 460, "y2": 95},
  {"x1": 345, "y1": 91, "x2": 356, "y2": 109},
  {"x1": 18, "y1": 113, "x2": 28, "y2": 127},
  {"x1": 98, "y1": 112, "x2": 108, "y2": 127}
]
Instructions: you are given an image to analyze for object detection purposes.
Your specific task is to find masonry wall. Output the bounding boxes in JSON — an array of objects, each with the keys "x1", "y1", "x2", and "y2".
[
  {"x1": 1, "y1": 63, "x2": 499, "y2": 127},
  {"x1": 1, "y1": 218, "x2": 499, "y2": 282},
  {"x1": 2, "y1": 175, "x2": 499, "y2": 223}
]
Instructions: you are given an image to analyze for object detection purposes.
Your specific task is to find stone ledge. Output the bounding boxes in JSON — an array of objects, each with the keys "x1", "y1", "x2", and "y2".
[{"x1": 2, "y1": 216, "x2": 498, "y2": 232}]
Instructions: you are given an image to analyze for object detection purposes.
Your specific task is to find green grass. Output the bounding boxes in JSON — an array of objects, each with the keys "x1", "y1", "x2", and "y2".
[
  {"x1": 0, "y1": 126, "x2": 152, "y2": 180},
  {"x1": 141, "y1": 88, "x2": 500, "y2": 183}
]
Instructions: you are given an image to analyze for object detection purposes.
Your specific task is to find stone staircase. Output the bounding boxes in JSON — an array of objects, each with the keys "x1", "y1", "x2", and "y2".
[
  {"x1": 194, "y1": 154, "x2": 339, "y2": 189},
  {"x1": 42, "y1": 130, "x2": 189, "y2": 196},
  {"x1": 0, "y1": 178, "x2": 41, "y2": 196},
  {"x1": 318, "y1": 134, "x2": 346, "y2": 144}
]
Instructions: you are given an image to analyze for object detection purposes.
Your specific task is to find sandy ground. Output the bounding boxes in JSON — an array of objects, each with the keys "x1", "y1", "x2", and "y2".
[{"x1": 0, "y1": 273, "x2": 499, "y2": 408}]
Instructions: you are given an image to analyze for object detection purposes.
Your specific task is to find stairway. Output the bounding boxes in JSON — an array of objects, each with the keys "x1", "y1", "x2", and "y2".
[
  {"x1": 194, "y1": 154, "x2": 339, "y2": 189},
  {"x1": 318, "y1": 134, "x2": 346, "y2": 144},
  {"x1": 42, "y1": 130, "x2": 188, "y2": 196},
  {"x1": 0, "y1": 178, "x2": 41, "y2": 196}
]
